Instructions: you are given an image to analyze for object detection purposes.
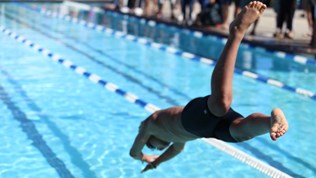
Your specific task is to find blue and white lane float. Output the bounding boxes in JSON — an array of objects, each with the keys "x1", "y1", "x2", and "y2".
[
  {"x1": 0, "y1": 25, "x2": 291, "y2": 178},
  {"x1": 17, "y1": 5, "x2": 316, "y2": 101},
  {"x1": 33, "y1": 2, "x2": 316, "y2": 66},
  {"x1": 103, "y1": 9, "x2": 316, "y2": 66},
  {"x1": 0, "y1": 26, "x2": 159, "y2": 114}
]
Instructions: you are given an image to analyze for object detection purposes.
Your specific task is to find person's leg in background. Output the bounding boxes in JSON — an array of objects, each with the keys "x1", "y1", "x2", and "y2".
[
  {"x1": 274, "y1": 0, "x2": 286, "y2": 38},
  {"x1": 310, "y1": 1, "x2": 316, "y2": 48},
  {"x1": 113, "y1": 0, "x2": 121, "y2": 10},
  {"x1": 198, "y1": 0, "x2": 208, "y2": 11},
  {"x1": 219, "y1": 0, "x2": 232, "y2": 29},
  {"x1": 303, "y1": 0, "x2": 314, "y2": 35},
  {"x1": 127, "y1": 0, "x2": 137, "y2": 13},
  {"x1": 169, "y1": 0, "x2": 177, "y2": 19},
  {"x1": 156, "y1": 0, "x2": 164, "y2": 18},
  {"x1": 233, "y1": 0, "x2": 242, "y2": 17},
  {"x1": 181, "y1": 0, "x2": 188, "y2": 24},
  {"x1": 180, "y1": 0, "x2": 194, "y2": 25},
  {"x1": 284, "y1": 0, "x2": 296, "y2": 39}
]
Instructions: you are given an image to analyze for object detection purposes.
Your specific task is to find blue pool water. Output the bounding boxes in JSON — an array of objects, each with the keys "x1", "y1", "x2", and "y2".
[{"x1": 0, "y1": 2, "x2": 315, "y2": 178}]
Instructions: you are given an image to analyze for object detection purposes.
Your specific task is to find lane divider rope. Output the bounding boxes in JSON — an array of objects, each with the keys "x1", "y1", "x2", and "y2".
[
  {"x1": 0, "y1": 26, "x2": 159, "y2": 113},
  {"x1": 103, "y1": 9, "x2": 316, "y2": 66},
  {"x1": 0, "y1": 25, "x2": 291, "y2": 178},
  {"x1": 13, "y1": 4, "x2": 316, "y2": 101}
]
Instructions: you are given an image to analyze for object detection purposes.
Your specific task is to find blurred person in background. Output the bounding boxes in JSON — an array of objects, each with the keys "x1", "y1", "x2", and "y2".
[
  {"x1": 219, "y1": 0, "x2": 242, "y2": 29},
  {"x1": 302, "y1": 0, "x2": 314, "y2": 36},
  {"x1": 158, "y1": 0, "x2": 208, "y2": 23},
  {"x1": 310, "y1": 0, "x2": 316, "y2": 48},
  {"x1": 273, "y1": 0, "x2": 297, "y2": 39},
  {"x1": 180, "y1": 0, "x2": 195, "y2": 25},
  {"x1": 193, "y1": 0, "x2": 223, "y2": 27},
  {"x1": 156, "y1": 0, "x2": 178, "y2": 19}
]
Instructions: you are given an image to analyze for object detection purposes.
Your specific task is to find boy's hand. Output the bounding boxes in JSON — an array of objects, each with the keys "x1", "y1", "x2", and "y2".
[
  {"x1": 142, "y1": 154, "x2": 159, "y2": 163},
  {"x1": 141, "y1": 162, "x2": 157, "y2": 173},
  {"x1": 141, "y1": 155, "x2": 159, "y2": 173}
]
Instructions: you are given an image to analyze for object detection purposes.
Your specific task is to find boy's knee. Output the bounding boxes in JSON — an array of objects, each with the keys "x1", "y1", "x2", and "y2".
[
  {"x1": 208, "y1": 95, "x2": 232, "y2": 116},
  {"x1": 217, "y1": 101, "x2": 231, "y2": 114}
]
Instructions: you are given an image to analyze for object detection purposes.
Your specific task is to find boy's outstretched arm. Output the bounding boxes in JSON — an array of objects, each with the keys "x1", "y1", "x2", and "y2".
[
  {"x1": 130, "y1": 121, "x2": 151, "y2": 161},
  {"x1": 141, "y1": 142, "x2": 185, "y2": 173}
]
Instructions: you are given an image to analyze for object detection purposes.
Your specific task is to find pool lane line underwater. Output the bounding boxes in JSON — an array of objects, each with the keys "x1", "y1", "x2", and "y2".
[
  {"x1": 0, "y1": 67, "x2": 98, "y2": 178},
  {"x1": 16, "y1": 4, "x2": 316, "y2": 101},
  {"x1": 0, "y1": 78, "x2": 76, "y2": 178},
  {"x1": 0, "y1": 25, "x2": 291, "y2": 178},
  {"x1": 2, "y1": 11, "x2": 303, "y2": 176}
]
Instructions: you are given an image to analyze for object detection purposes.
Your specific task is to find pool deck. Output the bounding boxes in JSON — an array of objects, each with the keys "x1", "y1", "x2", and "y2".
[
  {"x1": 208, "y1": 7, "x2": 316, "y2": 58},
  {"x1": 104, "y1": 4, "x2": 316, "y2": 59}
]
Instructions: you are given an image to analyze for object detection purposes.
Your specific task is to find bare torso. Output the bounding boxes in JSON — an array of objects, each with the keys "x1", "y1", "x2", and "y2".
[{"x1": 146, "y1": 106, "x2": 199, "y2": 143}]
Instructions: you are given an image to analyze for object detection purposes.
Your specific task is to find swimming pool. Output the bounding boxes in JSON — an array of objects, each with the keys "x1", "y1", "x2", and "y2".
[{"x1": 0, "y1": 2, "x2": 315, "y2": 178}]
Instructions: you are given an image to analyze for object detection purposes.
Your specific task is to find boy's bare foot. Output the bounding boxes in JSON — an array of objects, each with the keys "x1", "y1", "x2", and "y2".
[
  {"x1": 229, "y1": 1, "x2": 267, "y2": 37},
  {"x1": 270, "y1": 108, "x2": 288, "y2": 141}
]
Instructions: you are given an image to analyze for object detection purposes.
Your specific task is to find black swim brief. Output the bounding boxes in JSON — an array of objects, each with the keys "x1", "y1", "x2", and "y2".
[{"x1": 181, "y1": 95, "x2": 244, "y2": 142}]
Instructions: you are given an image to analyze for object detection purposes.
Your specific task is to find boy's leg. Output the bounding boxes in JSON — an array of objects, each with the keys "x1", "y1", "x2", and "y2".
[
  {"x1": 207, "y1": 1, "x2": 266, "y2": 117},
  {"x1": 230, "y1": 108, "x2": 288, "y2": 141}
]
